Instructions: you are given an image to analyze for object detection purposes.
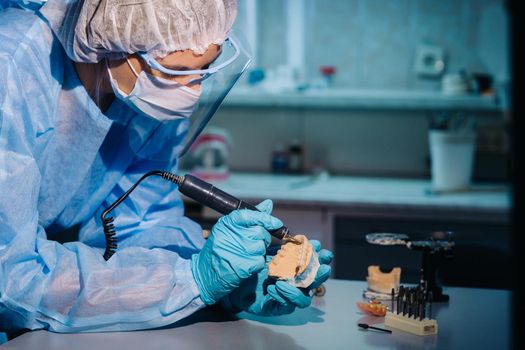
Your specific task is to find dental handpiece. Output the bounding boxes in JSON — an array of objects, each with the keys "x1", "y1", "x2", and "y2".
[{"x1": 170, "y1": 174, "x2": 299, "y2": 244}]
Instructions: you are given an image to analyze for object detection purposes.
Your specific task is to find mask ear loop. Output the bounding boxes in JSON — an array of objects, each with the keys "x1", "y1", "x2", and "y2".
[
  {"x1": 126, "y1": 57, "x2": 140, "y2": 78},
  {"x1": 105, "y1": 58, "x2": 132, "y2": 98}
]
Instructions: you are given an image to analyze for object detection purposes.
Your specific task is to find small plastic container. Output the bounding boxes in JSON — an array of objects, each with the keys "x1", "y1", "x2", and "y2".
[
  {"x1": 288, "y1": 139, "x2": 304, "y2": 174},
  {"x1": 320, "y1": 66, "x2": 336, "y2": 88},
  {"x1": 271, "y1": 145, "x2": 289, "y2": 174}
]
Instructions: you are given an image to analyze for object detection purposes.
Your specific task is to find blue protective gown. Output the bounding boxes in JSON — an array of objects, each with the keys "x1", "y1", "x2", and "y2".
[{"x1": 0, "y1": 8, "x2": 206, "y2": 333}]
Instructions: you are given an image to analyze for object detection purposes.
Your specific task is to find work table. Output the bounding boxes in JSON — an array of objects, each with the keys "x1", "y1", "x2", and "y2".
[{"x1": 2, "y1": 279, "x2": 511, "y2": 350}]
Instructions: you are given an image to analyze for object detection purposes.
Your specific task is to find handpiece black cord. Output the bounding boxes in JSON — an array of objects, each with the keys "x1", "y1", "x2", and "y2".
[{"x1": 101, "y1": 170, "x2": 182, "y2": 260}]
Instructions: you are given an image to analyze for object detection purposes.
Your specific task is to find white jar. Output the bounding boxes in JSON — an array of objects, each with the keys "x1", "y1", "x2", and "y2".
[
  {"x1": 442, "y1": 73, "x2": 469, "y2": 95},
  {"x1": 429, "y1": 130, "x2": 476, "y2": 192}
]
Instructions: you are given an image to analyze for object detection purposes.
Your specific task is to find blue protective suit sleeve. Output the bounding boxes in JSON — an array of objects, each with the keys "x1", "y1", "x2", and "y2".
[
  {"x1": 78, "y1": 152, "x2": 206, "y2": 259},
  {"x1": 0, "y1": 0, "x2": 45, "y2": 11},
  {"x1": 0, "y1": 51, "x2": 205, "y2": 333}
]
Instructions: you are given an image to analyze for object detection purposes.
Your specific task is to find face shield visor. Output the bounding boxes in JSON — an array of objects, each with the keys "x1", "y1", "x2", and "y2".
[{"x1": 137, "y1": 31, "x2": 252, "y2": 156}]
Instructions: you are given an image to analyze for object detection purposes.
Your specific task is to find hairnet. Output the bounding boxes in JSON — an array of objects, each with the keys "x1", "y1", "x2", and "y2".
[{"x1": 39, "y1": 0, "x2": 237, "y2": 63}]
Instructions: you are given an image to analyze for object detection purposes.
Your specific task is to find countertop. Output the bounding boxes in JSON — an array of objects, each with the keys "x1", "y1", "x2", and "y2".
[
  {"x1": 2, "y1": 279, "x2": 511, "y2": 350},
  {"x1": 193, "y1": 173, "x2": 510, "y2": 218}
]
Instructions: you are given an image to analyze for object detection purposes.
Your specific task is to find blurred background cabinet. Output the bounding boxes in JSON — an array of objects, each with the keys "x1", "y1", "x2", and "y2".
[{"x1": 332, "y1": 212, "x2": 511, "y2": 290}]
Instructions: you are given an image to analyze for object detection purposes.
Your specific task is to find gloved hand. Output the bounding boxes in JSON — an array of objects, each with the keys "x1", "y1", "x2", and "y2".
[
  {"x1": 223, "y1": 201, "x2": 334, "y2": 316},
  {"x1": 269, "y1": 240, "x2": 333, "y2": 309},
  {"x1": 191, "y1": 199, "x2": 283, "y2": 305},
  {"x1": 222, "y1": 254, "x2": 296, "y2": 316}
]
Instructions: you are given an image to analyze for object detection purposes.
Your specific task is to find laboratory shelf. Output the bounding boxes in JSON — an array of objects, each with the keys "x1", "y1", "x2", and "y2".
[
  {"x1": 222, "y1": 88, "x2": 502, "y2": 112},
  {"x1": 203, "y1": 172, "x2": 510, "y2": 221}
]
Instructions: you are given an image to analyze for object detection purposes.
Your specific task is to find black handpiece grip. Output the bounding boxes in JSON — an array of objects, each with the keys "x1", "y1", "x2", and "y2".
[{"x1": 179, "y1": 174, "x2": 289, "y2": 240}]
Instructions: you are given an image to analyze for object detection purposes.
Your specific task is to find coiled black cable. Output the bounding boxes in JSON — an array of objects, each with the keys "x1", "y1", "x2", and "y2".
[{"x1": 101, "y1": 170, "x2": 182, "y2": 260}]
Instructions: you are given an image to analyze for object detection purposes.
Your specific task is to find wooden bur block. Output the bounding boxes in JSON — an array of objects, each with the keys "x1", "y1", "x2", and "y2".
[{"x1": 384, "y1": 311, "x2": 438, "y2": 336}]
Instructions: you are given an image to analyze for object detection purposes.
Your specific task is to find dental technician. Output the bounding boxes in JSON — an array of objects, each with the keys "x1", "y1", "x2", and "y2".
[{"x1": 0, "y1": 0, "x2": 333, "y2": 340}]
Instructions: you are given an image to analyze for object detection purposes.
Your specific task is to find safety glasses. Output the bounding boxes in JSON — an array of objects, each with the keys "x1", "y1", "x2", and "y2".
[{"x1": 137, "y1": 36, "x2": 241, "y2": 84}]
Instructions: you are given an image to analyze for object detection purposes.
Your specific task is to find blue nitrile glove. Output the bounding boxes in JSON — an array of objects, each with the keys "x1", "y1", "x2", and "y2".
[
  {"x1": 222, "y1": 254, "x2": 296, "y2": 316},
  {"x1": 223, "y1": 202, "x2": 334, "y2": 316},
  {"x1": 191, "y1": 199, "x2": 283, "y2": 305}
]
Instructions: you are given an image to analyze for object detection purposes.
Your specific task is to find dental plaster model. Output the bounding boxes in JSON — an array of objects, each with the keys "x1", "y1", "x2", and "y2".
[
  {"x1": 366, "y1": 265, "x2": 401, "y2": 294},
  {"x1": 268, "y1": 235, "x2": 320, "y2": 288}
]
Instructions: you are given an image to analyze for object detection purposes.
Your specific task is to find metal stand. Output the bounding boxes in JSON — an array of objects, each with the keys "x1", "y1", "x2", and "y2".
[
  {"x1": 365, "y1": 231, "x2": 454, "y2": 303},
  {"x1": 409, "y1": 232, "x2": 454, "y2": 302},
  {"x1": 419, "y1": 242, "x2": 453, "y2": 302}
]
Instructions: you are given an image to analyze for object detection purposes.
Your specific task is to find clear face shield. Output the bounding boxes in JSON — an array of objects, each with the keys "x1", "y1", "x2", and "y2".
[{"x1": 137, "y1": 32, "x2": 252, "y2": 156}]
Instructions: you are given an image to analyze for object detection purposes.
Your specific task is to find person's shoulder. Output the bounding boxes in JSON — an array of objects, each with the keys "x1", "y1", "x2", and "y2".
[{"x1": 0, "y1": 8, "x2": 55, "y2": 60}]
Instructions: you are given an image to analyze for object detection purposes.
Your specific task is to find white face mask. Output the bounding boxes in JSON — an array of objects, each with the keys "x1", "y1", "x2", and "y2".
[{"x1": 107, "y1": 59, "x2": 201, "y2": 122}]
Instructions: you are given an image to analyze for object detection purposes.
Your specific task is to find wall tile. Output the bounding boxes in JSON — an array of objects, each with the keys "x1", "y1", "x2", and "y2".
[
  {"x1": 207, "y1": 0, "x2": 508, "y2": 177},
  {"x1": 257, "y1": 0, "x2": 288, "y2": 70},
  {"x1": 304, "y1": 0, "x2": 360, "y2": 87},
  {"x1": 357, "y1": 0, "x2": 413, "y2": 89},
  {"x1": 251, "y1": 0, "x2": 506, "y2": 90}
]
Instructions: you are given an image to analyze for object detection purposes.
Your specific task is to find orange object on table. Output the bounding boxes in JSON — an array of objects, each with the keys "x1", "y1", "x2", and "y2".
[{"x1": 356, "y1": 300, "x2": 387, "y2": 317}]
